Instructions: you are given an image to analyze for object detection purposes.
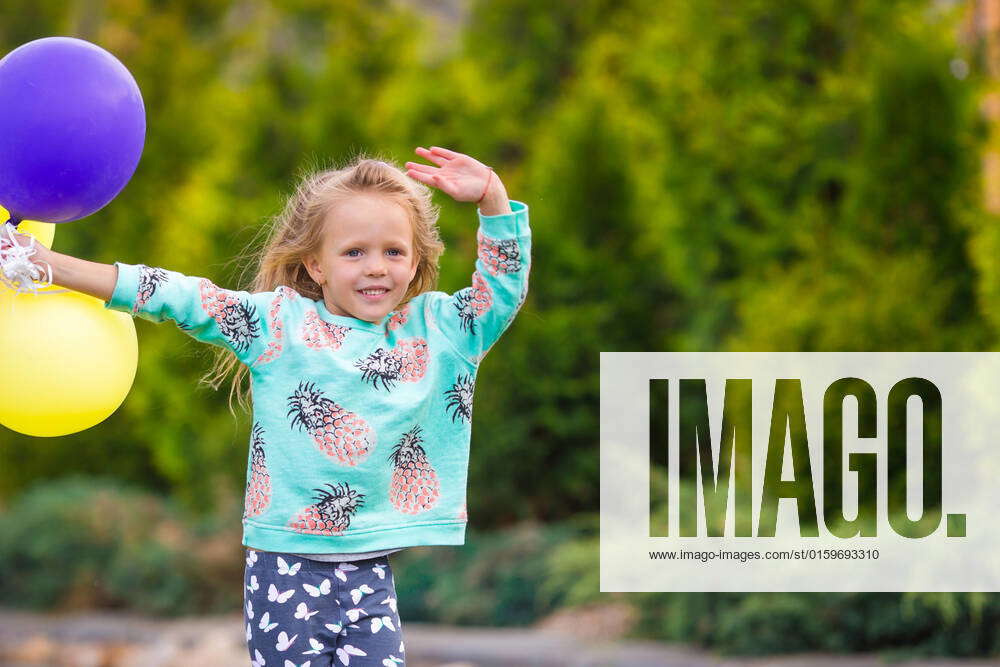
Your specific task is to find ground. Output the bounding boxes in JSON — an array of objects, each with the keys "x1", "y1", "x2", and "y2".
[{"x1": 0, "y1": 605, "x2": 995, "y2": 667}]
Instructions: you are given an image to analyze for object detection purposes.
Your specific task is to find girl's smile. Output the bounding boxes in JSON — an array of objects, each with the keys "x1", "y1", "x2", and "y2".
[{"x1": 358, "y1": 287, "x2": 390, "y2": 300}]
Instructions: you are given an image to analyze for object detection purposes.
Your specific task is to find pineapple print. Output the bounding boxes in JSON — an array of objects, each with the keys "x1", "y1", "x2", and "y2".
[
  {"x1": 386, "y1": 304, "x2": 410, "y2": 333},
  {"x1": 457, "y1": 503, "x2": 468, "y2": 520},
  {"x1": 253, "y1": 287, "x2": 294, "y2": 367},
  {"x1": 356, "y1": 347, "x2": 401, "y2": 391},
  {"x1": 287, "y1": 382, "x2": 375, "y2": 466},
  {"x1": 301, "y1": 310, "x2": 349, "y2": 350},
  {"x1": 454, "y1": 271, "x2": 493, "y2": 335},
  {"x1": 388, "y1": 425, "x2": 440, "y2": 515},
  {"x1": 477, "y1": 231, "x2": 522, "y2": 275},
  {"x1": 396, "y1": 338, "x2": 428, "y2": 382},
  {"x1": 444, "y1": 373, "x2": 475, "y2": 423},
  {"x1": 198, "y1": 279, "x2": 261, "y2": 354},
  {"x1": 244, "y1": 423, "x2": 271, "y2": 518},
  {"x1": 289, "y1": 482, "x2": 365, "y2": 535},
  {"x1": 355, "y1": 337, "x2": 428, "y2": 391},
  {"x1": 134, "y1": 265, "x2": 168, "y2": 313}
]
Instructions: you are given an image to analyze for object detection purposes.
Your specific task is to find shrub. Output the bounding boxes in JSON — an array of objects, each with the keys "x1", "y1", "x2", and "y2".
[{"x1": 0, "y1": 476, "x2": 242, "y2": 615}]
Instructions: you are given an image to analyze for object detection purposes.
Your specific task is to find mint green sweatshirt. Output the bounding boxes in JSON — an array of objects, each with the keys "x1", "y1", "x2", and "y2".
[{"x1": 105, "y1": 201, "x2": 530, "y2": 554}]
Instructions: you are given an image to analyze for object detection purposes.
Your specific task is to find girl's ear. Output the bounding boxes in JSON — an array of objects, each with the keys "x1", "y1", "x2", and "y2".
[
  {"x1": 407, "y1": 253, "x2": 420, "y2": 285},
  {"x1": 303, "y1": 252, "x2": 325, "y2": 286}
]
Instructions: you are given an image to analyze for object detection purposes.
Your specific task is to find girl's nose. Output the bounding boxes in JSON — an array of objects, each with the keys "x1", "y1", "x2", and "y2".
[{"x1": 365, "y1": 257, "x2": 387, "y2": 276}]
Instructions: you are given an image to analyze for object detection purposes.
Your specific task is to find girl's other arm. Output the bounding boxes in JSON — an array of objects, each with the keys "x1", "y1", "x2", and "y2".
[{"x1": 406, "y1": 147, "x2": 531, "y2": 363}]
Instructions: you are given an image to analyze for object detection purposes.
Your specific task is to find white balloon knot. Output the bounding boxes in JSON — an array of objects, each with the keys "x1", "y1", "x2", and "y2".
[{"x1": 0, "y1": 222, "x2": 65, "y2": 295}]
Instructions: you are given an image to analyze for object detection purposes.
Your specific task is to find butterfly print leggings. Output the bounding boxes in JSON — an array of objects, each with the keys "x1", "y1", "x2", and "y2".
[{"x1": 243, "y1": 548, "x2": 405, "y2": 666}]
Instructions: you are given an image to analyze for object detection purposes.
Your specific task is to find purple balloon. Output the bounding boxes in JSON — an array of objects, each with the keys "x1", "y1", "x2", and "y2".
[{"x1": 0, "y1": 37, "x2": 145, "y2": 223}]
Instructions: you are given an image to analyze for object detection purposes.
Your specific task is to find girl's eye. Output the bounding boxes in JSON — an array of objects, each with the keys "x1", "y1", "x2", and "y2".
[
  {"x1": 346, "y1": 249, "x2": 362, "y2": 257},
  {"x1": 387, "y1": 249, "x2": 402, "y2": 256}
]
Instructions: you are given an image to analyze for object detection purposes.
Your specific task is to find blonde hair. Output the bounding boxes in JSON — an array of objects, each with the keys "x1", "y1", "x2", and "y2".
[{"x1": 201, "y1": 152, "x2": 444, "y2": 414}]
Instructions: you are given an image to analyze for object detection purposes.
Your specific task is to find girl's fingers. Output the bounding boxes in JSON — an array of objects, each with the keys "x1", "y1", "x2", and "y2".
[
  {"x1": 414, "y1": 146, "x2": 449, "y2": 167},
  {"x1": 423, "y1": 153, "x2": 449, "y2": 167},
  {"x1": 405, "y1": 161, "x2": 437, "y2": 175},
  {"x1": 430, "y1": 146, "x2": 461, "y2": 159},
  {"x1": 416, "y1": 145, "x2": 447, "y2": 158},
  {"x1": 406, "y1": 169, "x2": 438, "y2": 188}
]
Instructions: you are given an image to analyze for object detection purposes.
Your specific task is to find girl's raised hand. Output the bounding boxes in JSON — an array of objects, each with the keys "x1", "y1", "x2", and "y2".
[{"x1": 405, "y1": 147, "x2": 493, "y2": 203}]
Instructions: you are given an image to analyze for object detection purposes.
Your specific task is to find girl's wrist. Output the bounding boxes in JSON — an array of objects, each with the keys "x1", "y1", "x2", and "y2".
[{"x1": 477, "y1": 175, "x2": 511, "y2": 215}]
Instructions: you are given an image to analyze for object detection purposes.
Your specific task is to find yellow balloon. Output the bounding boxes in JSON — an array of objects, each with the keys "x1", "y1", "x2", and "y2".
[
  {"x1": 0, "y1": 204, "x2": 56, "y2": 249},
  {"x1": 0, "y1": 286, "x2": 137, "y2": 437}
]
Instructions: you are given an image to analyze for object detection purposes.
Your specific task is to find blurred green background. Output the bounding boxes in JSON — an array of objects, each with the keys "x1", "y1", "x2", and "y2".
[{"x1": 1, "y1": 0, "x2": 999, "y2": 657}]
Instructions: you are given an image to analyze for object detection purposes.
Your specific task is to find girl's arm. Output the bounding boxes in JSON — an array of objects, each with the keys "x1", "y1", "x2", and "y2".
[
  {"x1": 38, "y1": 248, "x2": 116, "y2": 303},
  {"x1": 1, "y1": 226, "x2": 116, "y2": 302},
  {"x1": 2, "y1": 224, "x2": 283, "y2": 366},
  {"x1": 406, "y1": 147, "x2": 531, "y2": 364}
]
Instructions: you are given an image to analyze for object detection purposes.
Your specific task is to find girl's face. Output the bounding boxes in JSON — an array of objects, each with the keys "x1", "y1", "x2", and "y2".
[{"x1": 304, "y1": 194, "x2": 419, "y2": 324}]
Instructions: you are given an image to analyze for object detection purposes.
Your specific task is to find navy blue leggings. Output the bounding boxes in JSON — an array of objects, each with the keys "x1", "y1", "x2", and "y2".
[{"x1": 243, "y1": 548, "x2": 405, "y2": 666}]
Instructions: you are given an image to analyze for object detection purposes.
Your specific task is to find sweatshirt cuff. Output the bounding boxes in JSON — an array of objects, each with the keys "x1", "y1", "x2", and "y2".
[
  {"x1": 477, "y1": 200, "x2": 529, "y2": 238},
  {"x1": 104, "y1": 261, "x2": 141, "y2": 312}
]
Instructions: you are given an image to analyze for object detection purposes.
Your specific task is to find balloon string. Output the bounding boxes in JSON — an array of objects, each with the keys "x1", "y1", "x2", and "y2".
[{"x1": 0, "y1": 221, "x2": 67, "y2": 296}]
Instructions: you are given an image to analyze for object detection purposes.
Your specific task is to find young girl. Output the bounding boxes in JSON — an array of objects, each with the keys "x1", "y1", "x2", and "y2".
[{"x1": 2, "y1": 146, "x2": 530, "y2": 666}]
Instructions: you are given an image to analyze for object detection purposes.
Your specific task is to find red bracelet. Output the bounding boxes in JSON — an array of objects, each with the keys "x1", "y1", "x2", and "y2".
[{"x1": 476, "y1": 167, "x2": 494, "y2": 205}]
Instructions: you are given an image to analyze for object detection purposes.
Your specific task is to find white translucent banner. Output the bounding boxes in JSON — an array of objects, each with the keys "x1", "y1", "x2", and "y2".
[{"x1": 600, "y1": 353, "x2": 1000, "y2": 592}]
